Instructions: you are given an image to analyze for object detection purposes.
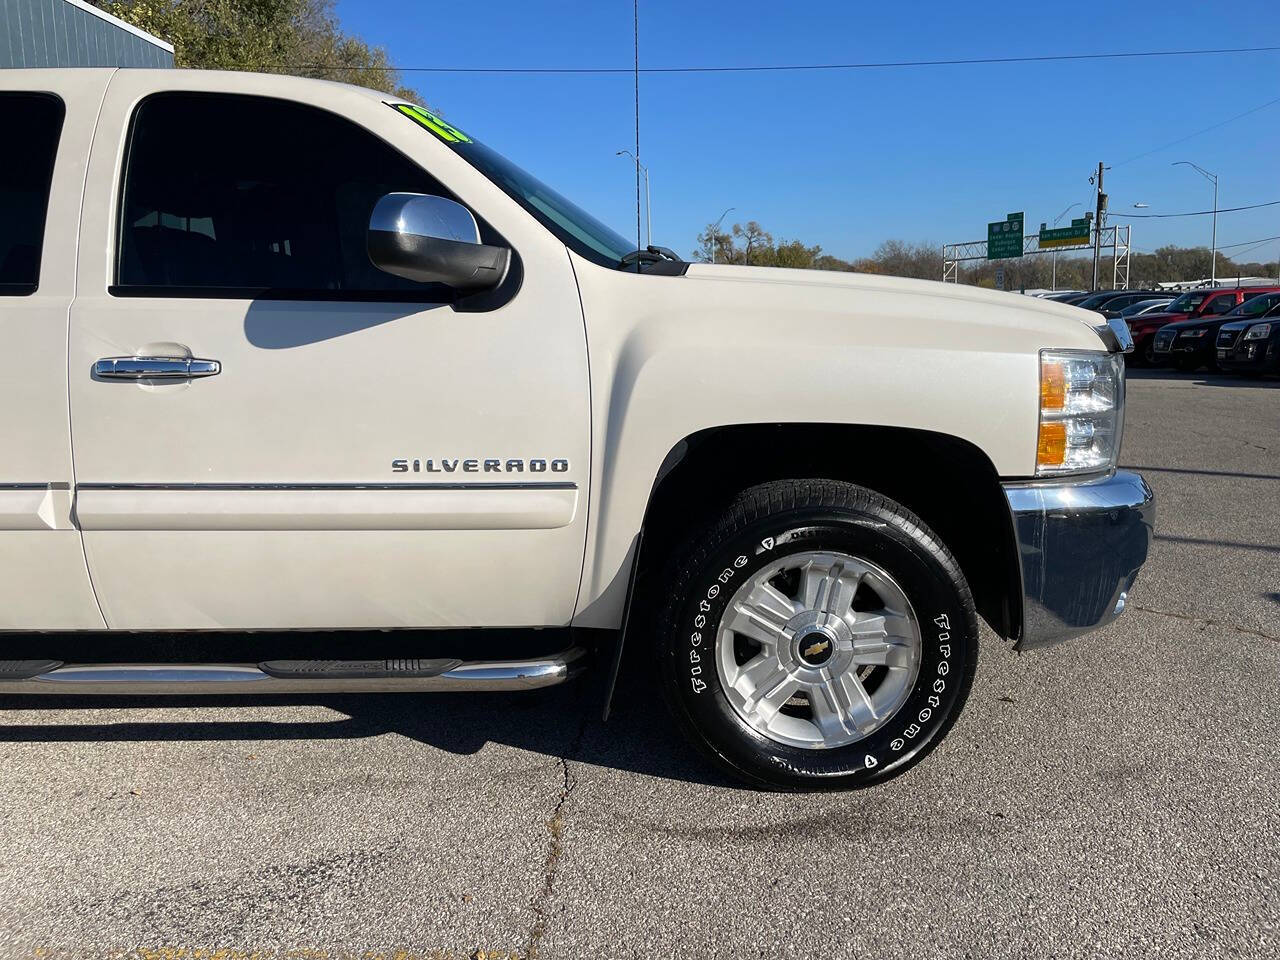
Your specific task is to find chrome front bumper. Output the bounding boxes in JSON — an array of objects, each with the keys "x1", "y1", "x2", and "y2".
[{"x1": 1003, "y1": 471, "x2": 1155, "y2": 649}]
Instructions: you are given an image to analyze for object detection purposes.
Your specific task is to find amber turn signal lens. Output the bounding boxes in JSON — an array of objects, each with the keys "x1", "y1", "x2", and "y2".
[
  {"x1": 1040, "y1": 361, "x2": 1066, "y2": 410},
  {"x1": 1037, "y1": 421, "x2": 1067, "y2": 466}
]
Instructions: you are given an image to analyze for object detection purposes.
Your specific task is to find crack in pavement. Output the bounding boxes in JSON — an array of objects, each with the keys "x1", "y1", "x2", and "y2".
[
  {"x1": 522, "y1": 704, "x2": 591, "y2": 959},
  {"x1": 1131, "y1": 603, "x2": 1280, "y2": 645}
]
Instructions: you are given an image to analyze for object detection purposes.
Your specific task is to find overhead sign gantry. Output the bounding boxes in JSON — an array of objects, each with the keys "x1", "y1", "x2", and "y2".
[{"x1": 944, "y1": 212, "x2": 1130, "y2": 290}]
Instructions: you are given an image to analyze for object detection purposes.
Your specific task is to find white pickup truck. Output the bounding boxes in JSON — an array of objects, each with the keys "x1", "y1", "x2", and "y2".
[{"x1": 0, "y1": 68, "x2": 1153, "y2": 789}]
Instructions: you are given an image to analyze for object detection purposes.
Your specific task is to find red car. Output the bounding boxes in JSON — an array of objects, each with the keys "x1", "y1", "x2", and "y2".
[{"x1": 1126, "y1": 287, "x2": 1278, "y2": 365}]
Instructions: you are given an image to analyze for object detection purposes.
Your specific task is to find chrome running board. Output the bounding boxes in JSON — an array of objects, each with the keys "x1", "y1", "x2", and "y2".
[{"x1": 0, "y1": 647, "x2": 587, "y2": 695}]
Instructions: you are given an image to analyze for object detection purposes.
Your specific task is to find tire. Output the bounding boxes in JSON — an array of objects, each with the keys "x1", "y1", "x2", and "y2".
[{"x1": 657, "y1": 479, "x2": 978, "y2": 791}]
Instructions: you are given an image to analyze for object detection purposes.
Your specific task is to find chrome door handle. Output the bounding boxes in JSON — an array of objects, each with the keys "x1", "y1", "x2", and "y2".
[{"x1": 94, "y1": 357, "x2": 221, "y2": 380}]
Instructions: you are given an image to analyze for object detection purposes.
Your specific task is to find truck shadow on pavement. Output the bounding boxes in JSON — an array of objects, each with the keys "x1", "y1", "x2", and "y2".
[
  {"x1": 1122, "y1": 464, "x2": 1280, "y2": 482},
  {"x1": 1126, "y1": 368, "x2": 1279, "y2": 388},
  {"x1": 0, "y1": 664, "x2": 737, "y2": 788}
]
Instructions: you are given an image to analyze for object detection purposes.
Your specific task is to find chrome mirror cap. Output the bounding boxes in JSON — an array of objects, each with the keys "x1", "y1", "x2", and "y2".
[
  {"x1": 367, "y1": 193, "x2": 509, "y2": 292},
  {"x1": 369, "y1": 193, "x2": 481, "y2": 245}
]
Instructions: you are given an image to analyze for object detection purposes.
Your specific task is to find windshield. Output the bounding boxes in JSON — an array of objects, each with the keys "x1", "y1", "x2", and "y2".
[
  {"x1": 1227, "y1": 292, "x2": 1280, "y2": 317},
  {"x1": 392, "y1": 103, "x2": 635, "y2": 268},
  {"x1": 1166, "y1": 292, "x2": 1208, "y2": 313}
]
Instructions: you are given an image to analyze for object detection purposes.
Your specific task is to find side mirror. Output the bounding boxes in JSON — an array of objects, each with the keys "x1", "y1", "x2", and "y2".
[{"x1": 367, "y1": 193, "x2": 510, "y2": 292}]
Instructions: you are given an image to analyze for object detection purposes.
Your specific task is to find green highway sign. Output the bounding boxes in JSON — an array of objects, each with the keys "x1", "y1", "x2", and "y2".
[
  {"x1": 987, "y1": 212, "x2": 1024, "y2": 260},
  {"x1": 1038, "y1": 217, "x2": 1093, "y2": 249}
]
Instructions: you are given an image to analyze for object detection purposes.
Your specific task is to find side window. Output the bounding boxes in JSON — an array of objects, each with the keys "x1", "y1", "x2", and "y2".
[
  {"x1": 0, "y1": 93, "x2": 65, "y2": 296},
  {"x1": 1243, "y1": 292, "x2": 1279, "y2": 314},
  {"x1": 1208, "y1": 296, "x2": 1237, "y2": 314},
  {"x1": 116, "y1": 93, "x2": 457, "y2": 299}
]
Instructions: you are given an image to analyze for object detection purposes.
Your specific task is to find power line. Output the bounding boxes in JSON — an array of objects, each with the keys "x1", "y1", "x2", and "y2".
[
  {"x1": 1218, "y1": 237, "x2": 1280, "y2": 261},
  {"x1": 1114, "y1": 94, "x2": 1280, "y2": 167},
  {"x1": 1132, "y1": 236, "x2": 1280, "y2": 259},
  {"x1": 286, "y1": 44, "x2": 1280, "y2": 76},
  {"x1": 1110, "y1": 199, "x2": 1280, "y2": 218},
  {"x1": 1217, "y1": 233, "x2": 1280, "y2": 251}
]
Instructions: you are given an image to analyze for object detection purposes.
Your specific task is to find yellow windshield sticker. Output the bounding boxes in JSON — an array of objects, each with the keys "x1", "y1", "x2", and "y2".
[{"x1": 395, "y1": 103, "x2": 473, "y2": 144}]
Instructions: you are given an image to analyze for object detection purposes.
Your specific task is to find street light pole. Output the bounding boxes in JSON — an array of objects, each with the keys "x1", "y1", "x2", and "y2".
[
  {"x1": 1051, "y1": 202, "x2": 1083, "y2": 291},
  {"x1": 710, "y1": 206, "x2": 734, "y2": 263},
  {"x1": 1173, "y1": 161, "x2": 1219, "y2": 285},
  {"x1": 1211, "y1": 176, "x2": 1218, "y2": 285},
  {"x1": 616, "y1": 150, "x2": 651, "y2": 247}
]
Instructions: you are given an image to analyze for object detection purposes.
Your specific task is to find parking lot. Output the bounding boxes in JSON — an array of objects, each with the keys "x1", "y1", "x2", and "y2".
[{"x1": 0, "y1": 369, "x2": 1276, "y2": 960}]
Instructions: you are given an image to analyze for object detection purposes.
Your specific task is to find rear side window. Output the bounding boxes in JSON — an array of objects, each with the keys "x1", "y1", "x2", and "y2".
[
  {"x1": 115, "y1": 93, "x2": 458, "y2": 300},
  {"x1": 0, "y1": 93, "x2": 64, "y2": 296},
  {"x1": 1234, "y1": 292, "x2": 1280, "y2": 316},
  {"x1": 1206, "y1": 295, "x2": 1238, "y2": 314}
]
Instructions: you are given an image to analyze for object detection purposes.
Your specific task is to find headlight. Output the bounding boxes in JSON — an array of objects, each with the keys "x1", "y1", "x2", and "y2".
[
  {"x1": 1244, "y1": 323, "x2": 1272, "y2": 340},
  {"x1": 1178, "y1": 328, "x2": 1208, "y2": 338},
  {"x1": 1037, "y1": 350, "x2": 1125, "y2": 476}
]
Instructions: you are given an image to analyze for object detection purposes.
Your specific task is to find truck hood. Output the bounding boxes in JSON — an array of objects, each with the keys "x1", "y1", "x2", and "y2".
[{"x1": 682, "y1": 263, "x2": 1114, "y2": 348}]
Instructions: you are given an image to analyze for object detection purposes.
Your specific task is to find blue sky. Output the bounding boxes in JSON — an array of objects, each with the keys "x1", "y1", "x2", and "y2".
[{"x1": 336, "y1": 0, "x2": 1280, "y2": 266}]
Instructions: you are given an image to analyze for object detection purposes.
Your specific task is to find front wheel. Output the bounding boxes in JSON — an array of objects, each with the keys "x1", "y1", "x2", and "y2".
[{"x1": 657, "y1": 479, "x2": 978, "y2": 790}]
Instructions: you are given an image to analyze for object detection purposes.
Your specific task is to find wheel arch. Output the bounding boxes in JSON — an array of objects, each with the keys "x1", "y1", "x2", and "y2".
[{"x1": 601, "y1": 422, "x2": 1021, "y2": 718}]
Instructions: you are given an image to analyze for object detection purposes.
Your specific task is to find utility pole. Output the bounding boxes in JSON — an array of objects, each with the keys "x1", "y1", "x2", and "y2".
[{"x1": 1091, "y1": 162, "x2": 1107, "y2": 292}]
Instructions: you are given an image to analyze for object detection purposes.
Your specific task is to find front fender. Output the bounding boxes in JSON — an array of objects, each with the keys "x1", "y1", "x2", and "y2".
[{"x1": 567, "y1": 254, "x2": 1101, "y2": 628}]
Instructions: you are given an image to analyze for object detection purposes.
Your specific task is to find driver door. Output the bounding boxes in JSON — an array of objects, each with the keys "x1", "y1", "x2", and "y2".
[{"x1": 68, "y1": 73, "x2": 590, "y2": 630}]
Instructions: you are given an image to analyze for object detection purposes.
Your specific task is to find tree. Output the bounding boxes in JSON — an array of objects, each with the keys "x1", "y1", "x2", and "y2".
[
  {"x1": 692, "y1": 220, "x2": 822, "y2": 268},
  {"x1": 692, "y1": 222, "x2": 734, "y2": 264},
  {"x1": 773, "y1": 239, "x2": 824, "y2": 269},
  {"x1": 692, "y1": 217, "x2": 1280, "y2": 288},
  {"x1": 860, "y1": 240, "x2": 941, "y2": 280},
  {"x1": 93, "y1": 1, "x2": 420, "y2": 101}
]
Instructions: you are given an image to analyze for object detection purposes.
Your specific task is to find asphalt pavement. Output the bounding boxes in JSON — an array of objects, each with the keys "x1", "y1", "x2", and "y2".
[{"x1": 1, "y1": 369, "x2": 1277, "y2": 959}]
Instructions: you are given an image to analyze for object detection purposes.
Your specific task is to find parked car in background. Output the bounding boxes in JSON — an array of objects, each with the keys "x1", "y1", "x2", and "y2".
[
  {"x1": 1152, "y1": 287, "x2": 1280, "y2": 371},
  {"x1": 1042, "y1": 290, "x2": 1086, "y2": 301},
  {"x1": 1073, "y1": 290, "x2": 1167, "y2": 314},
  {"x1": 1128, "y1": 287, "x2": 1267, "y2": 366},
  {"x1": 1096, "y1": 292, "x2": 1176, "y2": 319},
  {"x1": 1217, "y1": 295, "x2": 1280, "y2": 374},
  {"x1": 1118, "y1": 298, "x2": 1174, "y2": 319}
]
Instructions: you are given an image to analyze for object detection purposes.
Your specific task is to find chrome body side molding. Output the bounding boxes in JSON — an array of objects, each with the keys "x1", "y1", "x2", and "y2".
[{"x1": 74, "y1": 482, "x2": 580, "y2": 531}]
